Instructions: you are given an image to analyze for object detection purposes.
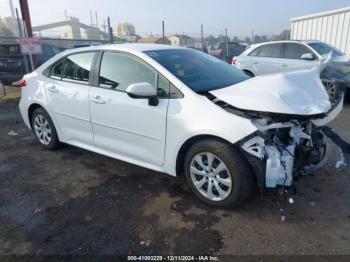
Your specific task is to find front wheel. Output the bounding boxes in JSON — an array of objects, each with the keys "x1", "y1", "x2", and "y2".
[{"x1": 184, "y1": 139, "x2": 254, "y2": 208}]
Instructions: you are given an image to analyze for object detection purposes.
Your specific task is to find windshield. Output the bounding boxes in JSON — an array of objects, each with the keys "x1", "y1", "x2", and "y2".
[
  {"x1": 308, "y1": 42, "x2": 344, "y2": 57},
  {"x1": 145, "y1": 49, "x2": 249, "y2": 92}
]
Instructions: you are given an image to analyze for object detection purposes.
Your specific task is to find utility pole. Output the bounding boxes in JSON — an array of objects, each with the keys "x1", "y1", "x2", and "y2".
[
  {"x1": 162, "y1": 21, "x2": 165, "y2": 44},
  {"x1": 225, "y1": 27, "x2": 229, "y2": 62},
  {"x1": 90, "y1": 10, "x2": 93, "y2": 27},
  {"x1": 15, "y1": 8, "x2": 29, "y2": 73},
  {"x1": 19, "y1": 0, "x2": 33, "y2": 37},
  {"x1": 95, "y1": 11, "x2": 99, "y2": 29},
  {"x1": 107, "y1": 16, "x2": 113, "y2": 43},
  {"x1": 201, "y1": 24, "x2": 204, "y2": 51},
  {"x1": 251, "y1": 30, "x2": 254, "y2": 44}
]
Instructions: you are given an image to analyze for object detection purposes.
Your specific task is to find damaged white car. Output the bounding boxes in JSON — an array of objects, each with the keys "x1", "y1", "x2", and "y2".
[{"x1": 19, "y1": 44, "x2": 343, "y2": 208}]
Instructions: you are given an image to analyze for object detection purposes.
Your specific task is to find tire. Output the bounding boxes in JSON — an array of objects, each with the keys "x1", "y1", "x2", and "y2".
[
  {"x1": 184, "y1": 139, "x2": 254, "y2": 208},
  {"x1": 31, "y1": 107, "x2": 60, "y2": 150}
]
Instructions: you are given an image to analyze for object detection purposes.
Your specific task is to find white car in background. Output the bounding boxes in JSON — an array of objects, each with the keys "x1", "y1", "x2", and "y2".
[
  {"x1": 233, "y1": 40, "x2": 333, "y2": 76},
  {"x1": 233, "y1": 40, "x2": 350, "y2": 101},
  {"x1": 19, "y1": 44, "x2": 343, "y2": 208}
]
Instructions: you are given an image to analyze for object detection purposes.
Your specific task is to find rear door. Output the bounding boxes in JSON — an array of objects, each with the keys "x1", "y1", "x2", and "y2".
[
  {"x1": 251, "y1": 43, "x2": 283, "y2": 75},
  {"x1": 44, "y1": 52, "x2": 96, "y2": 145},
  {"x1": 280, "y1": 43, "x2": 320, "y2": 73}
]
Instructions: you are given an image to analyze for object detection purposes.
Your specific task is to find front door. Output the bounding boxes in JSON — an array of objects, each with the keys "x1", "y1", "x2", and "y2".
[
  {"x1": 280, "y1": 43, "x2": 320, "y2": 73},
  {"x1": 89, "y1": 51, "x2": 169, "y2": 166}
]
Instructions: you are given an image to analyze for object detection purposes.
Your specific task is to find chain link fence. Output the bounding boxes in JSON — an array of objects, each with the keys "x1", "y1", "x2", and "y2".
[{"x1": 0, "y1": 36, "x2": 109, "y2": 85}]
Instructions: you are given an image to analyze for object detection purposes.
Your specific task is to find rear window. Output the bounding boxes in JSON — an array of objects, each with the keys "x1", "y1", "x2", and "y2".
[
  {"x1": 50, "y1": 59, "x2": 65, "y2": 80},
  {"x1": 258, "y1": 44, "x2": 282, "y2": 58},
  {"x1": 62, "y1": 52, "x2": 95, "y2": 84}
]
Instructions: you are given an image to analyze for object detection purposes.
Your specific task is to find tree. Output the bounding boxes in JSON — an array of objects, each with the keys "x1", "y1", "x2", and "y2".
[
  {"x1": 205, "y1": 35, "x2": 219, "y2": 47},
  {"x1": 232, "y1": 36, "x2": 240, "y2": 43},
  {"x1": 279, "y1": 29, "x2": 291, "y2": 40},
  {"x1": 0, "y1": 27, "x2": 14, "y2": 37},
  {"x1": 244, "y1": 36, "x2": 252, "y2": 44}
]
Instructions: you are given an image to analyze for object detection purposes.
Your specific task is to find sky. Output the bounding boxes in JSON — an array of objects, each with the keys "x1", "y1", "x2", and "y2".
[{"x1": 1, "y1": 0, "x2": 350, "y2": 38}]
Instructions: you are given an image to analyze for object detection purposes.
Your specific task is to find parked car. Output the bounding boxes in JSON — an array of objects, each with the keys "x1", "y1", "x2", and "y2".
[
  {"x1": 0, "y1": 43, "x2": 26, "y2": 85},
  {"x1": 233, "y1": 40, "x2": 350, "y2": 100},
  {"x1": 19, "y1": 44, "x2": 343, "y2": 208},
  {"x1": 0, "y1": 42, "x2": 65, "y2": 85},
  {"x1": 210, "y1": 42, "x2": 246, "y2": 63}
]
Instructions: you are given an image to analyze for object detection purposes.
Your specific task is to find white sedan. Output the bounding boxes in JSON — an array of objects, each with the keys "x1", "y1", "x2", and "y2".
[{"x1": 19, "y1": 44, "x2": 343, "y2": 207}]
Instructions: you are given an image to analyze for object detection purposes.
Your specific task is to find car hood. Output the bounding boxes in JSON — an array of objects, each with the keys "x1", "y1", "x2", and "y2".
[{"x1": 210, "y1": 69, "x2": 332, "y2": 115}]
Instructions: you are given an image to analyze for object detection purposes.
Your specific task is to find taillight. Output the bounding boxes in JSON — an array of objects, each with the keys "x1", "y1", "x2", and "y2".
[
  {"x1": 232, "y1": 57, "x2": 237, "y2": 65},
  {"x1": 19, "y1": 80, "x2": 27, "y2": 87}
]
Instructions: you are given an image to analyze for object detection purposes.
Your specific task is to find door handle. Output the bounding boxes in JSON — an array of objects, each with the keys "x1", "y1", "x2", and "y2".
[
  {"x1": 253, "y1": 62, "x2": 259, "y2": 65},
  {"x1": 91, "y1": 95, "x2": 106, "y2": 104},
  {"x1": 47, "y1": 85, "x2": 59, "y2": 93},
  {"x1": 281, "y1": 64, "x2": 288, "y2": 68}
]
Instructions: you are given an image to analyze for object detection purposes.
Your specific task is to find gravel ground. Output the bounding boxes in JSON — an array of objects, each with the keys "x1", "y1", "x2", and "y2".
[{"x1": 0, "y1": 98, "x2": 349, "y2": 258}]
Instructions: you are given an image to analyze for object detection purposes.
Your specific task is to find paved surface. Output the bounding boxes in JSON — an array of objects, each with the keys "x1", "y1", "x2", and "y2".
[{"x1": 0, "y1": 98, "x2": 350, "y2": 256}]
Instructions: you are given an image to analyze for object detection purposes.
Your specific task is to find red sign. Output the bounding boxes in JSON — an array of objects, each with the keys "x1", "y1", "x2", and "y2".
[{"x1": 20, "y1": 38, "x2": 43, "y2": 54}]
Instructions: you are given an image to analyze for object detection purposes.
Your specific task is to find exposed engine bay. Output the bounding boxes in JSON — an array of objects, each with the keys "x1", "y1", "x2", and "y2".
[{"x1": 240, "y1": 119, "x2": 327, "y2": 188}]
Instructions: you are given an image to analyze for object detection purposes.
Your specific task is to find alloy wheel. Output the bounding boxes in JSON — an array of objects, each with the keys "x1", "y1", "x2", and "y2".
[
  {"x1": 190, "y1": 152, "x2": 232, "y2": 201},
  {"x1": 323, "y1": 81, "x2": 337, "y2": 102},
  {"x1": 33, "y1": 114, "x2": 52, "y2": 145}
]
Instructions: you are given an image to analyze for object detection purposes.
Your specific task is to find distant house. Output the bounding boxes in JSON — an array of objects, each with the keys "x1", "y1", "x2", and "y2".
[
  {"x1": 168, "y1": 34, "x2": 194, "y2": 47},
  {"x1": 137, "y1": 36, "x2": 171, "y2": 45}
]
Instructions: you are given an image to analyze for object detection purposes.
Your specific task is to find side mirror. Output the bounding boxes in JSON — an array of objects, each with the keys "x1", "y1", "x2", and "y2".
[
  {"x1": 301, "y1": 53, "x2": 315, "y2": 61},
  {"x1": 126, "y1": 82, "x2": 159, "y2": 106}
]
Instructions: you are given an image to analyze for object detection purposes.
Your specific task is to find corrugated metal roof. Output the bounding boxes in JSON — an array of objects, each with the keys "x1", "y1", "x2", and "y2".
[{"x1": 291, "y1": 6, "x2": 350, "y2": 22}]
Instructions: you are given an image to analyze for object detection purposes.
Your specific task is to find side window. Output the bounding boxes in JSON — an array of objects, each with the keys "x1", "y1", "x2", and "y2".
[
  {"x1": 258, "y1": 44, "x2": 282, "y2": 58},
  {"x1": 157, "y1": 74, "x2": 183, "y2": 99},
  {"x1": 169, "y1": 83, "x2": 184, "y2": 99},
  {"x1": 99, "y1": 52, "x2": 156, "y2": 92},
  {"x1": 284, "y1": 43, "x2": 311, "y2": 59},
  {"x1": 157, "y1": 74, "x2": 169, "y2": 98},
  {"x1": 62, "y1": 52, "x2": 95, "y2": 84},
  {"x1": 50, "y1": 58, "x2": 65, "y2": 80},
  {"x1": 248, "y1": 47, "x2": 260, "y2": 56}
]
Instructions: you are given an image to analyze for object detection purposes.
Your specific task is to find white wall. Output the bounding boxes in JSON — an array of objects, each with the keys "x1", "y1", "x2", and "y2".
[{"x1": 291, "y1": 7, "x2": 350, "y2": 55}]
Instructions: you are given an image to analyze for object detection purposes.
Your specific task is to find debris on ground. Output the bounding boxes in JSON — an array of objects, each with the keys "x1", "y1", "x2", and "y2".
[
  {"x1": 335, "y1": 146, "x2": 347, "y2": 168},
  {"x1": 8, "y1": 130, "x2": 18, "y2": 136}
]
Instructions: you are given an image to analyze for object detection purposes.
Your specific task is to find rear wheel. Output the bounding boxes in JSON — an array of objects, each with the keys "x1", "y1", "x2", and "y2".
[
  {"x1": 184, "y1": 139, "x2": 254, "y2": 208},
  {"x1": 31, "y1": 107, "x2": 60, "y2": 150}
]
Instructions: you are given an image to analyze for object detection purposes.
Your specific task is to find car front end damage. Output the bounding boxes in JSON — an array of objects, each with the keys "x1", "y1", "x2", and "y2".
[
  {"x1": 240, "y1": 118, "x2": 328, "y2": 188},
  {"x1": 208, "y1": 69, "x2": 344, "y2": 190}
]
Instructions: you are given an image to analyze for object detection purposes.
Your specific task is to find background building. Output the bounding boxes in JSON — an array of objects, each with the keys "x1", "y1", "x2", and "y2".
[
  {"x1": 291, "y1": 6, "x2": 350, "y2": 55},
  {"x1": 116, "y1": 23, "x2": 135, "y2": 37},
  {"x1": 168, "y1": 34, "x2": 194, "y2": 47},
  {"x1": 138, "y1": 36, "x2": 170, "y2": 45}
]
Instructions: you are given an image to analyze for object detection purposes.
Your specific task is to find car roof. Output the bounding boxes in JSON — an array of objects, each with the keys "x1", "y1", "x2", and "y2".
[
  {"x1": 250, "y1": 40, "x2": 326, "y2": 48},
  {"x1": 66, "y1": 43, "x2": 184, "y2": 54}
]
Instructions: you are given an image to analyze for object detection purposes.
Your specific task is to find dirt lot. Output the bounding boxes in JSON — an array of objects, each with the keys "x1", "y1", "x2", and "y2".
[{"x1": 0, "y1": 97, "x2": 350, "y2": 258}]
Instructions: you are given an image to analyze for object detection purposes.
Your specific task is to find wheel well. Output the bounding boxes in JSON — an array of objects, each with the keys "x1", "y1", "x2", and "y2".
[
  {"x1": 28, "y1": 103, "x2": 42, "y2": 128},
  {"x1": 242, "y1": 70, "x2": 255, "y2": 77},
  {"x1": 175, "y1": 135, "x2": 232, "y2": 176}
]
